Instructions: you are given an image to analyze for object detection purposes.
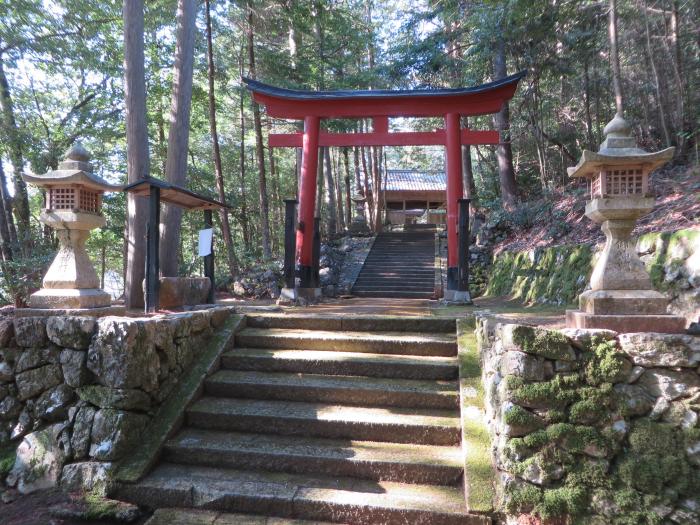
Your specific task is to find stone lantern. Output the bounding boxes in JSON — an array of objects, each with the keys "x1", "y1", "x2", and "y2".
[
  {"x1": 22, "y1": 144, "x2": 122, "y2": 309},
  {"x1": 349, "y1": 193, "x2": 371, "y2": 235},
  {"x1": 565, "y1": 114, "x2": 686, "y2": 333}
]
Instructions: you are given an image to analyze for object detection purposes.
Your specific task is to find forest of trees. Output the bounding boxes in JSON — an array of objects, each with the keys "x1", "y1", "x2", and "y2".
[{"x1": 0, "y1": 0, "x2": 697, "y2": 306}]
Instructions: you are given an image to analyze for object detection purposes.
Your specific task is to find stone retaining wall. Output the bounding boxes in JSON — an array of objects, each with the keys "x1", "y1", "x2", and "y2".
[
  {"x1": 477, "y1": 316, "x2": 700, "y2": 524},
  {"x1": 484, "y1": 228, "x2": 700, "y2": 324},
  {"x1": 0, "y1": 307, "x2": 231, "y2": 495}
]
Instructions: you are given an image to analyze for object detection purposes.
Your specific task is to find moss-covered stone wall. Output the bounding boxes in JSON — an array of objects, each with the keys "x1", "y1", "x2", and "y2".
[
  {"x1": 477, "y1": 317, "x2": 700, "y2": 524},
  {"x1": 483, "y1": 228, "x2": 700, "y2": 322},
  {"x1": 0, "y1": 307, "x2": 233, "y2": 495}
]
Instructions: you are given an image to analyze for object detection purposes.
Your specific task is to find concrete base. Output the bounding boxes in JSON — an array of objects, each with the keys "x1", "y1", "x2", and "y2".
[
  {"x1": 29, "y1": 288, "x2": 111, "y2": 309},
  {"x1": 276, "y1": 287, "x2": 298, "y2": 306},
  {"x1": 14, "y1": 305, "x2": 126, "y2": 318},
  {"x1": 566, "y1": 309, "x2": 687, "y2": 333},
  {"x1": 156, "y1": 277, "x2": 211, "y2": 309},
  {"x1": 443, "y1": 289, "x2": 473, "y2": 305},
  {"x1": 579, "y1": 289, "x2": 669, "y2": 315},
  {"x1": 296, "y1": 287, "x2": 322, "y2": 302}
]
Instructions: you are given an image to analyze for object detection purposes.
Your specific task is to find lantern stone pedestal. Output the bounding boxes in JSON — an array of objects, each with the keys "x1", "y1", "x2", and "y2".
[
  {"x1": 565, "y1": 114, "x2": 686, "y2": 333},
  {"x1": 22, "y1": 144, "x2": 121, "y2": 310}
]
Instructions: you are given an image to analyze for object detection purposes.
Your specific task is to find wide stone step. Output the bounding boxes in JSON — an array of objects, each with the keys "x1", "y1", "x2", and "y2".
[
  {"x1": 352, "y1": 285, "x2": 435, "y2": 292},
  {"x1": 244, "y1": 314, "x2": 455, "y2": 333},
  {"x1": 221, "y1": 348, "x2": 458, "y2": 380},
  {"x1": 352, "y1": 290, "x2": 435, "y2": 299},
  {"x1": 117, "y1": 463, "x2": 488, "y2": 525},
  {"x1": 187, "y1": 397, "x2": 461, "y2": 445},
  {"x1": 205, "y1": 370, "x2": 459, "y2": 409},
  {"x1": 144, "y1": 508, "x2": 339, "y2": 525},
  {"x1": 235, "y1": 328, "x2": 456, "y2": 357},
  {"x1": 354, "y1": 277, "x2": 434, "y2": 284},
  {"x1": 163, "y1": 429, "x2": 463, "y2": 485},
  {"x1": 356, "y1": 270, "x2": 435, "y2": 275}
]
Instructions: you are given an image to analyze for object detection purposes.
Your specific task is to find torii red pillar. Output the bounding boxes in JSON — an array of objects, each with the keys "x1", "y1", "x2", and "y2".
[
  {"x1": 297, "y1": 115, "x2": 320, "y2": 292},
  {"x1": 444, "y1": 112, "x2": 469, "y2": 302}
]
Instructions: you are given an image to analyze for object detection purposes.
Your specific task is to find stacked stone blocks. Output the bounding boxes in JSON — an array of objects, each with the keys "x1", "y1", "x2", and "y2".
[
  {"x1": 0, "y1": 307, "x2": 231, "y2": 495},
  {"x1": 477, "y1": 316, "x2": 700, "y2": 524}
]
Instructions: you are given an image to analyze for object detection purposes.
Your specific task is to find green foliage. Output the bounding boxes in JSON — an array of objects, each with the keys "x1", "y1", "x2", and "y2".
[{"x1": 0, "y1": 240, "x2": 54, "y2": 306}]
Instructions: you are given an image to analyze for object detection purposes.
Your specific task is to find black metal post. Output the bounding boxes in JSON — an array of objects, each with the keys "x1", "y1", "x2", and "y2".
[
  {"x1": 311, "y1": 217, "x2": 321, "y2": 288},
  {"x1": 457, "y1": 198, "x2": 471, "y2": 292},
  {"x1": 203, "y1": 209, "x2": 215, "y2": 303},
  {"x1": 145, "y1": 187, "x2": 160, "y2": 313},
  {"x1": 283, "y1": 199, "x2": 298, "y2": 289}
]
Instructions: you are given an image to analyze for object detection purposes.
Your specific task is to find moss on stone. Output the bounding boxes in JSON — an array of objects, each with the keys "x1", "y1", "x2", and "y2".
[
  {"x1": 0, "y1": 443, "x2": 16, "y2": 476},
  {"x1": 537, "y1": 486, "x2": 587, "y2": 519},
  {"x1": 509, "y1": 373, "x2": 580, "y2": 409},
  {"x1": 617, "y1": 420, "x2": 691, "y2": 496},
  {"x1": 584, "y1": 338, "x2": 627, "y2": 385},
  {"x1": 569, "y1": 384, "x2": 615, "y2": 424},
  {"x1": 504, "y1": 405, "x2": 540, "y2": 428},
  {"x1": 456, "y1": 319, "x2": 495, "y2": 513},
  {"x1": 565, "y1": 460, "x2": 611, "y2": 490},
  {"x1": 511, "y1": 325, "x2": 574, "y2": 360},
  {"x1": 485, "y1": 244, "x2": 593, "y2": 305},
  {"x1": 505, "y1": 483, "x2": 542, "y2": 514}
]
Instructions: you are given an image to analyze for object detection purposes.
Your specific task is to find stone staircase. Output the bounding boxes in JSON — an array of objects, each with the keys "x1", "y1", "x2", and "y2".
[
  {"x1": 352, "y1": 230, "x2": 436, "y2": 299},
  {"x1": 118, "y1": 314, "x2": 489, "y2": 524}
]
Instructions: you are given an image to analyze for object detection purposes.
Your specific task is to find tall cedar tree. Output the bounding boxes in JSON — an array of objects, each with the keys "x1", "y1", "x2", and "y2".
[
  {"x1": 123, "y1": 0, "x2": 150, "y2": 308},
  {"x1": 160, "y1": 0, "x2": 197, "y2": 276}
]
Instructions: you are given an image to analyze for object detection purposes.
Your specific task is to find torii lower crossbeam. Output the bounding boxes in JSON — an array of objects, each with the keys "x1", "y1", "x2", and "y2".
[{"x1": 269, "y1": 129, "x2": 499, "y2": 148}]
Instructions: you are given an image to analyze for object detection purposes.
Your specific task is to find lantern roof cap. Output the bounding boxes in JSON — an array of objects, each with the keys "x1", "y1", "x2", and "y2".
[
  {"x1": 22, "y1": 143, "x2": 123, "y2": 192},
  {"x1": 568, "y1": 113, "x2": 674, "y2": 179}
]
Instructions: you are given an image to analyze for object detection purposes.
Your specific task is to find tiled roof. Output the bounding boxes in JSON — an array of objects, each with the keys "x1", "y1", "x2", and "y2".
[{"x1": 384, "y1": 170, "x2": 446, "y2": 191}]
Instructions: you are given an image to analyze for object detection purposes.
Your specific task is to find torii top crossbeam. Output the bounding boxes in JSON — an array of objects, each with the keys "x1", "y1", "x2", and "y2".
[{"x1": 244, "y1": 71, "x2": 526, "y2": 300}]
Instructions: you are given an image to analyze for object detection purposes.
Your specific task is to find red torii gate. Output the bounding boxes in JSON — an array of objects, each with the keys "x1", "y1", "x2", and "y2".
[{"x1": 244, "y1": 71, "x2": 526, "y2": 301}]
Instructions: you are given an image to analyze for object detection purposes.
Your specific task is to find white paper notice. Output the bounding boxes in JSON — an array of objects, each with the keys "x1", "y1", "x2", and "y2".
[{"x1": 198, "y1": 228, "x2": 213, "y2": 257}]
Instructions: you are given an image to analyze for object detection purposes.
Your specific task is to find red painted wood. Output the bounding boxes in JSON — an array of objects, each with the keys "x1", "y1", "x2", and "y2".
[
  {"x1": 269, "y1": 129, "x2": 499, "y2": 148},
  {"x1": 373, "y1": 117, "x2": 389, "y2": 133},
  {"x1": 445, "y1": 112, "x2": 463, "y2": 270},
  {"x1": 297, "y1": 116, "x2": 320, "y2": 267},
  {"x1": 252, "y1": 89, "x2": 511, "y2": 119}
]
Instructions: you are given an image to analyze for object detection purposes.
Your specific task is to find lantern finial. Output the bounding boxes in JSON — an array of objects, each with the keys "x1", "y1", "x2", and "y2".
[{"x1": 65, "y1": 142, "x2": 91, "y2": 162}]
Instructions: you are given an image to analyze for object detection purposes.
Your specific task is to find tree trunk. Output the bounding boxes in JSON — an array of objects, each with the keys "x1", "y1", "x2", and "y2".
[
  {"x1": 583, "y1": 56, "x2": 595, "y2": 150},
  {"x1": 238, "y1": 52, "x2": 251, "y2": 252},
  {"x1": 0, "y1": 162, "x2": 14, "y2": 261},
  {"x1": 123, "y1": 0, "x2": 150, "y2": 309},
  {"x1": 0, "y1": 56, "x2": 31, "y2": 252},
  {"x1": 323, "y1": 147, "x2": 337, "y2": 234},
  {"x1": 205, "y1": 0, "x2": 237, "y2": 277},
  {"x1": 160, "y1": 0, "x2": 197, "y2": 277},
  {"x1": 247, "y1": 2, "x2": 272, "y2": 259},
  {"x1": 343, "y1": 148, "x2": 352, "y2": 226},
  {"x1": 643, "y1": 0, "x2": 671, "y2": 146},
  {"x1": 334, "y1": 150, "x2": 345, "y2": 231},
  {"x1": 608, "y1": 0, "x2": 624, "y2": 115},
  {"x1": 492, "y1": 34, "x2": 518, "y2": 210},
  {"x1": 352, "y1": 147, "x2": 362, "y2": 193},
  {"x1": 266, "y1": 115, "x2": 283, "y2": 255}
]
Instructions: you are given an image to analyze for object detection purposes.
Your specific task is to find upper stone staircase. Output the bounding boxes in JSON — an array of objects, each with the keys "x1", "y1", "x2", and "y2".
[
  {"x1": 352, "y1": 229, "x2": 436, "y2": 299},
  {"x1": 118, "y1": 314, "x2": 489, "y2": 524}
]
